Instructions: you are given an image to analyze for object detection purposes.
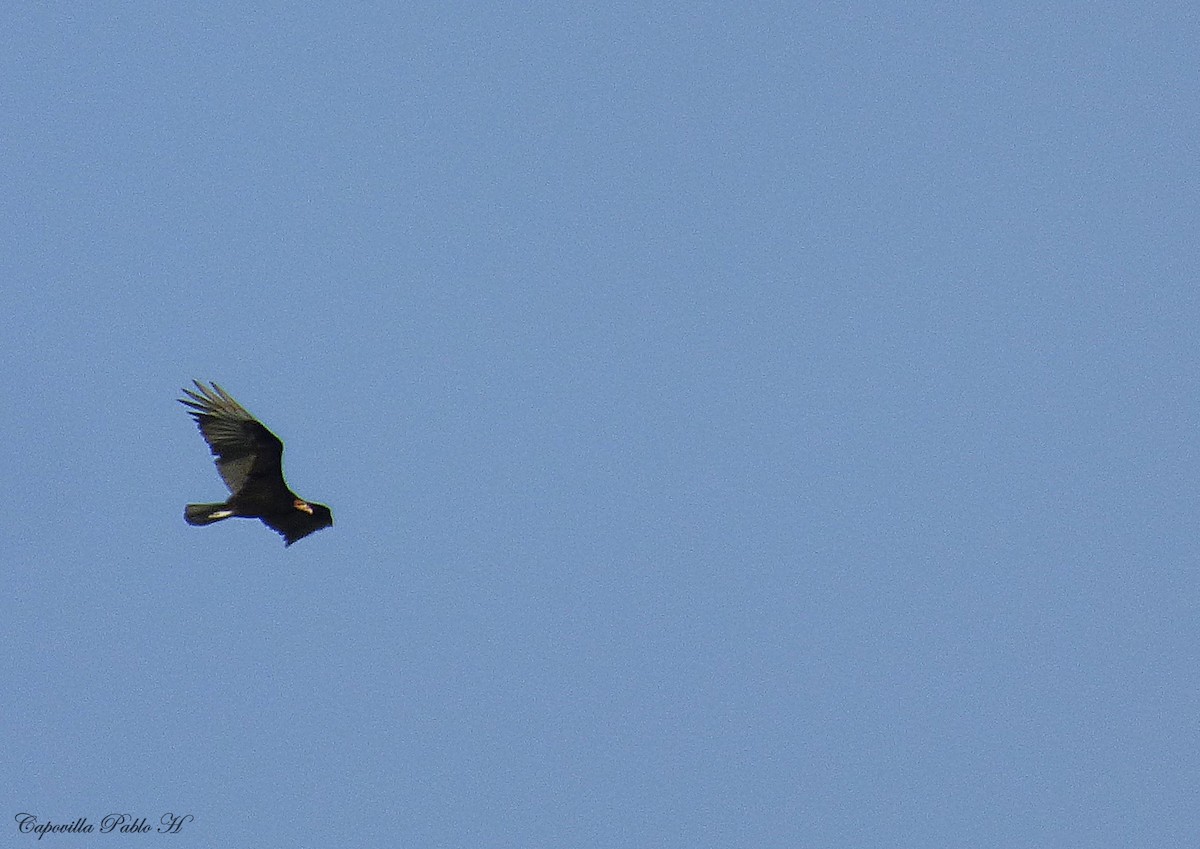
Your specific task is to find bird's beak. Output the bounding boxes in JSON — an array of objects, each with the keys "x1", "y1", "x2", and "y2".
[{"x1": 294, "y1": 499, "x2": 314, "y2": 515}]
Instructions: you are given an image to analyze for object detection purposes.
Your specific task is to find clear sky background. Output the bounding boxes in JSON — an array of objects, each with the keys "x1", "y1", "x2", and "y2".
[{"x1": 2, "y1": 2, "x2": 1197, "y2": 847}]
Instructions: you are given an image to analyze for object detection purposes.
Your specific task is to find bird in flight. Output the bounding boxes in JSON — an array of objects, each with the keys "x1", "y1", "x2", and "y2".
[{"x1": 179, "y1": 381, "x2": 333, "y2": 546}]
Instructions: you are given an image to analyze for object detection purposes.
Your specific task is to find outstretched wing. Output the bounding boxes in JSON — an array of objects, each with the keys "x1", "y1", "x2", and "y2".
[{"x1": 179, "y1": 380, "x2": 286, "y2": 495}]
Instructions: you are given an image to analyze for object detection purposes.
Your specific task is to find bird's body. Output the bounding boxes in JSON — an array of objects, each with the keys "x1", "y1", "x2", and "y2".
[{"x1": 179, "y1": 381, "x2": 332, "y2": 546}]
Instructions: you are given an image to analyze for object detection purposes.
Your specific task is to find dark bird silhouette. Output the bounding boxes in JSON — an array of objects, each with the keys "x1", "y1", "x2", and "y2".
[{"x1": 179, "y1": 381, "x2": 333, "y2": 546}]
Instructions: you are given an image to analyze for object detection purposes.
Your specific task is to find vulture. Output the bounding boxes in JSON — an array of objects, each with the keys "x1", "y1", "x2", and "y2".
[{"x1": 179, "y1": 381, "x2": 332, "y2": 546}]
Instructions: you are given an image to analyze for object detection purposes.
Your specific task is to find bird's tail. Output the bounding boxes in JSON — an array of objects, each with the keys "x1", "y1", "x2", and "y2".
[{"x1": 185, "y1": 503, "x2": 234, "y2": 526}]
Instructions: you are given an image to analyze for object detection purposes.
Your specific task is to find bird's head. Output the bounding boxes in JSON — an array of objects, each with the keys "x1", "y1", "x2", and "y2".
[{"x1": 294, "y1": 499, "x2": 333, "y2": 528}]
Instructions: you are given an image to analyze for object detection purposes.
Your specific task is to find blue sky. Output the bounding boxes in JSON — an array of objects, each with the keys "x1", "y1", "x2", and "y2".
[{"x1": 2, "y1": 2, "x2": 1198, "y2": 846}]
